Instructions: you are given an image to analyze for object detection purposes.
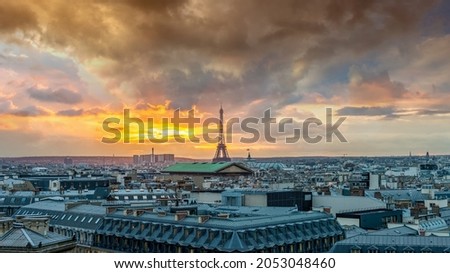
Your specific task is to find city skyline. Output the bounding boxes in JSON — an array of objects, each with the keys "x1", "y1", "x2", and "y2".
[{"x1": 1, "y1": 1, "x2": 450, "y2": 158}]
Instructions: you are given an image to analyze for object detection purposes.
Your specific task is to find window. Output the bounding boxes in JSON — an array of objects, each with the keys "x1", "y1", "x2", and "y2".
[
  {"x1": 351, "y1": 246, "x2": 361, "y2": 253},
  {"x1": 142, "y1": 196, "x2": 147, "y2": 200},
  {"x1": 81, "y1": 217, "x2": 86, "y2": 222},
  {"x1": 421, "y1": 248, "x2": 432, "y2": 253},
  {"x1": 385, "y1": 247, "x2": 396, "y2": 253},
  {"x1": 67, "y1": 215, "x2": 73, "y2": 221},
  {"x1": 74, "y1": 216, "x2": 79, "y2": 221},
  {"x1": 124, "y1": 196, "x2": 129, "y2": 200},
  {"x1": 88, "y1": 217, "x2": 93, "y2": 223},
  {"x1": 133, "y1": 196, "x2": 138, "y2": 200}
]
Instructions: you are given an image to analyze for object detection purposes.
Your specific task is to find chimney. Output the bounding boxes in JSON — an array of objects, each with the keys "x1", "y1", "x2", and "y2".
[
  {"x1": 198, "y1": 215, "x2": 210, "y2": 224},
  {"x1": 419, "y1": 228, "x2": 426, "y2": 236},
  {"x1": 157, "y1": 211, "x2": 166, "y2": 217},
  {"x1": 175, "y1": 211, "x2": 188, "y2": 221},
  {"x1": 135, "y1": 210, "x2": 146, "y2": 217},
  {"x1": 106, "y1": 207, "x2": 117, "y2": 214},
  {"x1": 323, "y1": 207, "x2": 331, "y2": 214},
  {"x1": 21, "y1": 217, "x2": 50, "y2": 236},
  {"x1": 65, "y1": 202, "x2": 79, "y2": 211},
  {"x1": 124, "y1": 209, "x2": 133, "y2": 216},
  {"x1": 0, "y1": 218, "x2": 14, "y2": 236},
  {"x1": 217, "y1": 213, "x2": 230, "y2": 219},
  {"x1": 374, "y1": 192, "x2": 382, "y2": 199}
]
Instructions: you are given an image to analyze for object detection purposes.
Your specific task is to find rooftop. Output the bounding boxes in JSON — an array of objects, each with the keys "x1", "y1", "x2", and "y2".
[
  {"x1": 330, "y1": 234, "x2": 450, "y2": 253},
  {"x1": 0, "y1": 220, "x2": 76, "y2": 252},
  {"x1": 163, "y1": 162, "x2": 252, "y2": 174},
  {"x1": 369, "y1": 225, "x2": 418, "y2": 236}
]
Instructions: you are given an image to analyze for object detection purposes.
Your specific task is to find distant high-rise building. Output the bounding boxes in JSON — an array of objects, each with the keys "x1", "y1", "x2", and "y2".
[
  {"x1": 63, "y1": 157, "x2": 73, "y2": 165},
  {"x1": 134, "y1": 153, "x2": 174, "y2": 164},
  {"x1": 133, "y1": 155, "x2": 140, "y2": 165}
]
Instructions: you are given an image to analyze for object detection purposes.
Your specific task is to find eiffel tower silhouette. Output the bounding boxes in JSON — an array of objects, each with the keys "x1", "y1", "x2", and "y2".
[{"x1": 212, "y1": 104, "x2": 231, "y2": 162}]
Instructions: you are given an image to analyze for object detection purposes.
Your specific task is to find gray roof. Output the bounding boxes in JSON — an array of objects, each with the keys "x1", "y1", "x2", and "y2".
[
  {"x1": 67, "y1": 204, "x2": 106, "y2": 215},
  {"x1": 342, "y1": 225, "x2": 369, "y2": 238},
  {"x1": 244, "y1": 162, "x2": 287, "y2": 170},
  {"x1": 14, "y1": 200, "x2": 106, "y2": 231},
  {"x1": 198, "y1": 205, "x2": 302, "y2": 217},
  {"x1": 19, "y1": 200, "x2": 66, "y2": 212},
  {"x1": 330, "y1": 234, "x2": 450, "y2": 253},
  {"x1": 107, "y1": 209, "x2": 334, "y2": 230},
  {"x1": 98, "y1": 209, "x2": 343, "y2": 252},
  {"x1": 0, "y1": 225, "x2": 72, "y2": 249},
  {"x1": 368, "y1": 226, "x2": 418, "y2": 236}
]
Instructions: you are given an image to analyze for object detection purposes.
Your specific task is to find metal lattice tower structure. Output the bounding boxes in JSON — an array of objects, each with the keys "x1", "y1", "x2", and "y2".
[{"x1": 212, "y1": 105, "x2": 231, "y2": 162}]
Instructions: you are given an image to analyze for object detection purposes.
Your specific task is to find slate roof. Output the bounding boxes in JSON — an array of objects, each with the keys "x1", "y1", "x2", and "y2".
[
  {"x1": 14, "y1": 200, "x2": 106, "y2": 231},
  {"x1": 342, "y1": 225, "x2": 369, "y2": 238},
  {"x1": 0, "y1": 223, "x2": 73, "y2": 249},
  {"x1": 163, "y1": 162, "x2": 252, "y2": 174},
  {"x1": 368, "y1": 225, "x2": 418, "y2": 236},
  {"x1": 97, "y1": 209, "x2": 344, "y2": 252},
  {"x1": 244, "y1": 162, "x2": 287, "y2": 170},
  {"x1": 329, "y1": 234, "x2": 450, "y2": 253}
]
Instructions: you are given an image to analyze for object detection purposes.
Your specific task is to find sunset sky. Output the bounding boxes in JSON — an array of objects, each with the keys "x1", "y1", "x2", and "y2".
[{"x1": 1, "y1": 0, "x2": 450, "y2": 158}]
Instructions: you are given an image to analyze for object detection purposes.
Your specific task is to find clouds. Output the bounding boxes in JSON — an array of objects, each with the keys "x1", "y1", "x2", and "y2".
[
  {"x1": 0, "y1": 0, "x2": 439, "y2": 113},
  {"x1": 56, "y1": 108, "x2": 83, "y2": 117},
  {"x1": 0, "y1": 2, "x2": 38, "y2": 34},
  {"x1": 337, "y1": 106, "x2": 396, "y2": 116},
  {"x1": 0, "y1": 98, "x2": 51, "y2": 117},
  {"x1": 11, "y1": 105, "x2": 51, "y2": 117},
  {"x1": 27, "y1": 87, "x2": 82, "y2": 104},
  {"x1": 336, "y1": 105, "x2": 450, "y2": 120},
  {"x1": 348, "y1": 66, "x2": 409, "y2": 104},
  {"x1": 0, "y1": 1, "x2": 449, "y2": 157}
]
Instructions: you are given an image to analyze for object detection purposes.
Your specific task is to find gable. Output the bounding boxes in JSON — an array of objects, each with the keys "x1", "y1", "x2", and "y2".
[{"x1": 218, "y1": 165, "x2": 252, "y2": 174}]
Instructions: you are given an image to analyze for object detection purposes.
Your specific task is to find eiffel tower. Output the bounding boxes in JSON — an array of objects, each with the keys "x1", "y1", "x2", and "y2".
[{"x1": 212, "y1": 105, "x2": 231, "y2": 162}]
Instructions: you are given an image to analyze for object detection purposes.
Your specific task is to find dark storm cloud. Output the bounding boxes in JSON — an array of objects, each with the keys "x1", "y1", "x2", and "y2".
[
  {"x1": 337, "y1": 106, "x2": 450, "y2": 119},
  {"x1": 337, "y1": 106, "x2": 396, "y2": 116},
  {"x1": 415, "y1": 108, "x2": 450, "y2": 116},
  {"x1": 0, "y1": 2, "x2": 39, "y2": 34},
  {"x1": 348, "y1": 66, "x2": 409, "y2": 104},
  {"x1": 56, "y1": 108, "x2": 84, "y2": 117},
  {"x1": 0, "y1": 0, "x2": 439, "y2": 113},
  {"x1": 55, "y1": 107, "x2": 106, "y2": 117},
  {"x1": 11, "y1": 105, "x2": 51, "y2": 117},
  {"x1": 28, "y1": 87, "x2": 82, "y2": 104}
]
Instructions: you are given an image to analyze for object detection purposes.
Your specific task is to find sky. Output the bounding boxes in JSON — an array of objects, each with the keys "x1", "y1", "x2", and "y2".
[{"x1": 1, "y1": 0, "x2": 450, "y2": 158}]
